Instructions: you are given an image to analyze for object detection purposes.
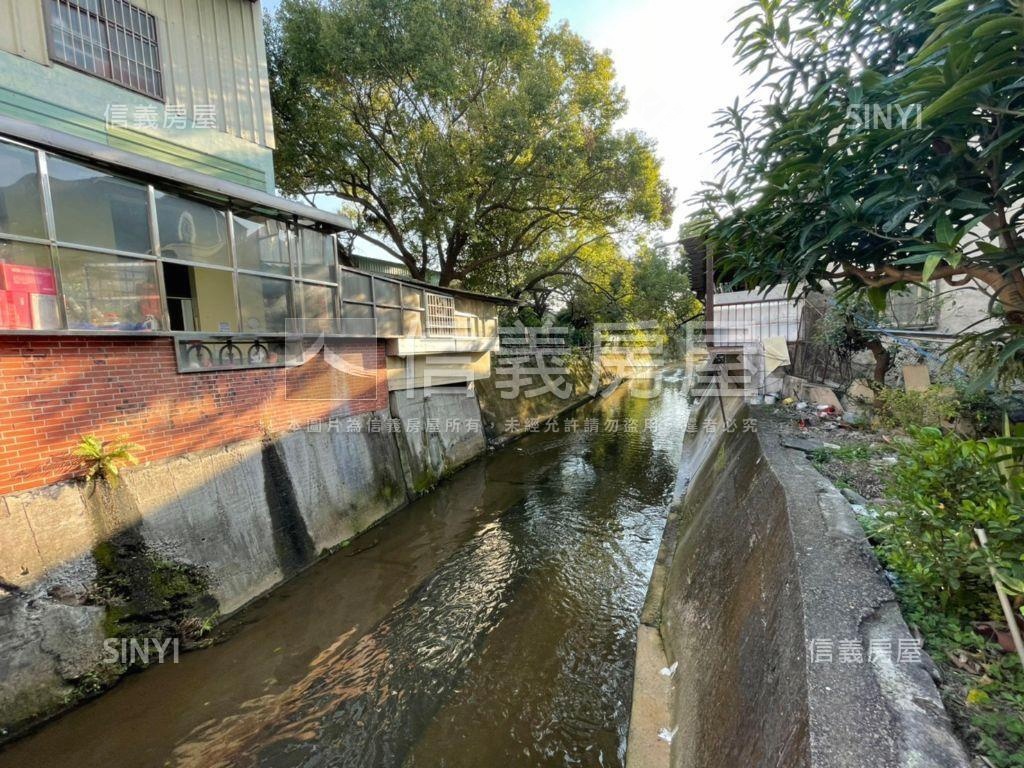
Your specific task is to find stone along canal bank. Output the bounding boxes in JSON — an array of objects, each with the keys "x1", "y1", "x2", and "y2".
[{"x1": 0, "y1": 378, "x2": 688, "y2": 767}]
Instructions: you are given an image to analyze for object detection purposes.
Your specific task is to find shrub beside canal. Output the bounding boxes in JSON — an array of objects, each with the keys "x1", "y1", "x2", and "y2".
[{"x1": 814, "y1": 422, "x2": 1024, "y2": 767}]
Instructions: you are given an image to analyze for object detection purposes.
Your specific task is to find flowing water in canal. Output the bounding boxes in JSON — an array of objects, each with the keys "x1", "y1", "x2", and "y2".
[{"x1": 1, "y1": 381, "x2": 688, "y2": 768}]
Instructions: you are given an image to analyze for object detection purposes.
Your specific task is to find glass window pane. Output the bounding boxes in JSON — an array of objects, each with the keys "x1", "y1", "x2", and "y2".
[
  {"x1": 238, "y1": 273, "x2": 292, "y2": 333},
  {"x1": 233, "y1": 214, "x2": 291, "y2": 276},
  {"x1": 0, "y1": 240, "x2": 60, "y2": 330},
  {"x1": 403, "y1": 310, "x2": 424, "y2": 337},
  {"x1": 375, "y1": 306, "x2": 402, "y2": 337},
  {"x1": 300, "y1": 282, "x2": 336, "y2": 319},
  {"x1": 155, "y1": 191, "x2": 230, "y2": 266},
  {"x1": 49, "y1": 156, "x2": 152, "y2": 254},
  {"x1": 374, "y1": 278, "x2": 400, "y2": 307},
  {"x1": 402, "y1": 286, "x2": 423, "y2": 309},
  {"x1": 0, "y1": 143, "x2": 45, "y2": 239},
  {"x1": 341, "y1": 301, "x2": 374, "y2": 336},
  {"x1": 298, "y1": 229, "x2": 335, "y2": 283},
  {"x1": 300, "y1": 282, "x2": 337, "y2": 334},
  {"x1": 342, "y1": 270, "x2": 372, "y2": 303},
  {"x1": 59, "y1": 249, "x2": 161, "y2": 331}
]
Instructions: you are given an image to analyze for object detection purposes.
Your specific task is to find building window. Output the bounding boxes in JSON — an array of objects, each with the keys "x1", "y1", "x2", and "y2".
[
  {"x1": 238, "y1": 273, "x2": 293, "y2": 333},
  {"x1": 373, "y1": 277, "x2": 400, "y2": 308},
  {"x1": 155, "y1": 191, "x2": 230, "y2": 267},
  {"x1": 340, "y1": 302, "x2": 374, "y2": 337},
  {"x1": 162, "y1": 261, "x2": 237, "y2": 333},
  {"x1": 59, "y1": 248, "x2": 162, "y2": 331},
  {"x1": 48, "y1": 156, "x2": 153, "y2": 255},
  {"x1": 297, "y1": 229, "x2": 336, "y2": 283},
  {"x1": 298, "y1": 282, "x2": 338, "y2": 335},
  {"x1": 0, "y1": 143, "x2": 46, "y2": 239},
  {"x1": 47, "y1": 0, "x2": 164, "y2": 100},
  {"x1": 0, "y1": 241, "x2": 60, "y2": 330},
  {"x1": 341, "y1": 270, "x2": 372, "y2": 303},
  {"x1": 233, "y1": 214, "x2": 292, "y2": 277},
  {"x1": 0, "y1": 138, "x2": 504, "y2": 346},
  {"x1": 401, "y1": 285, "x2": 425, "y2": 337},
  {"x1": 426, "y1": 292, "x2": 455, "y2": 336}
]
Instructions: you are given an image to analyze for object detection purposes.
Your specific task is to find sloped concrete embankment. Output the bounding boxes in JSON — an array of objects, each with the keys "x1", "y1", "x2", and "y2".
[
  {"x1": 627, "y1": 395, "x2": 968, "y2": 768},
  {"x1": 0, "y1": 394, "x2": 483, "y2": 739},
  {"x1": 0, "y1": 355, "x2": 621, "y2": 738},
  {"x1": 475, "y1": 350, "x2": 618, "y2": 445}
]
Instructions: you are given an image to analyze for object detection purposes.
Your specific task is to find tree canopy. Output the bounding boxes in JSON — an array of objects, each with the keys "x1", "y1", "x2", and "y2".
[
  {"x1": 694, "y1": 0, "x2": 1024, "y2": 382},
  {"x1": 267, "y1": 0, "x2": 673, "y2": 302},
  {"x1": 550, "y1": 241, "x2": 702, "y2": 344}
]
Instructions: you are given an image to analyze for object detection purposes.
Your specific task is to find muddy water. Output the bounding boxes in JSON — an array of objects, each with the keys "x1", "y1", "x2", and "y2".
[{"x1": 0, "y1": 381, "x2": 688, "y2": 768}]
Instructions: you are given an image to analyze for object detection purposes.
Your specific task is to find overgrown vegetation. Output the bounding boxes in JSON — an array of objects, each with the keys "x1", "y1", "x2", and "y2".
[
  {"x1": 818, "y1": 421, "x2": 1024, "y2": 766},
  {"x1": 73, "y1": 435, "x2": 141, "y2": 491},
  {"x1": 874, "y1": 387, "x2": 960, "y2": 431},
  {"x1": 693, "y1": 0, "x2": 1024, "y2": 388},
  {"x1": 898, "y1": 595, "x2": 1024, "y2": 767},
  {"x1": 870, "y1": 428, "x2": 1023, "y2": 617}
]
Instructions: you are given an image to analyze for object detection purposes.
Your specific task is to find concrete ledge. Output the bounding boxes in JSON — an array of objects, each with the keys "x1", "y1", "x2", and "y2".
[{"x1": 628, "y1": 397, "x2": 968, "y2": 768}]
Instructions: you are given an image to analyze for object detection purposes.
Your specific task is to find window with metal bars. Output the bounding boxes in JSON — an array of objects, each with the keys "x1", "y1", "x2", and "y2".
[
  {"x1": 425, "y1": 292, "x2": 455, "y2": 337},
  {"x1": 47, "y1": 0, "x2": 164, "y2": 100}
]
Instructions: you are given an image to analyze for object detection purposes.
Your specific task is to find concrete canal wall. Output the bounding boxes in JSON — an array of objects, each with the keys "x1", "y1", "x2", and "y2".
[
  {"x1": 0, "y1": 357, "x2": 610, "y2": 739},
  {"x1": 475, "y1": 350, "x2": 619, "y2": 445},
  {"x1": 627, "y1": 395, "x2": 968, "y2": 768}
]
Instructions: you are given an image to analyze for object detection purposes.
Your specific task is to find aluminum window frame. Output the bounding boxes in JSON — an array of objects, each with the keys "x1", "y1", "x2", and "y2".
[
  {"x1": 0, "y1": 135, "x2": 488, "y2": 346},
  {"x1": 0, "y1": 135, "x2": 349, "y2": 341}
]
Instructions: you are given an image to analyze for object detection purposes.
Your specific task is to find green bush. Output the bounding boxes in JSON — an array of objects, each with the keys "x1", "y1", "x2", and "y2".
[
  {"x1": 874, "y1": 386, "x2": 960, "y2": 431},
  {"x1": 870, "y1": 427, "x2": 1024, "y2": 619}
]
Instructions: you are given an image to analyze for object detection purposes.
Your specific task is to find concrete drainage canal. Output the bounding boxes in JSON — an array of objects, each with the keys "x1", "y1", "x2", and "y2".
[
  {"x1": 0, "y1": 381, "x2": 690, "y2": 768},
  {"x1": 0, "y1": 383, "x2": 970, "y2": 768}
]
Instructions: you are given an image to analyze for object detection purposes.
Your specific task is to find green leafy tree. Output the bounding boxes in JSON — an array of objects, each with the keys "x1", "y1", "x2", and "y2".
[
  {"x1": 267, "y1": 0, "x2": 672, "y2": 299},
  {"x1": 555, "y1": 242, "x2": 700, "y2": 345},
  {"x1": 694, "y1": 0, "x2": 1024, "y2": 385}
]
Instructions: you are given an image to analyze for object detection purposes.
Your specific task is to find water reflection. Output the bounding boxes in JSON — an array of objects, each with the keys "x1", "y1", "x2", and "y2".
[
  {"x1": 171, "y1": 523, "x2": 520, "y2": 768},
  {"x1": 0, "y1": 380, "x2": 689, "y2": 768}
]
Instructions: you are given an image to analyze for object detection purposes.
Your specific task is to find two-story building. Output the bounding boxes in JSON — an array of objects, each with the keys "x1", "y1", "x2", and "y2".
[{"x1": 0, "y1": 0, "x2": 512, "y2": 495}]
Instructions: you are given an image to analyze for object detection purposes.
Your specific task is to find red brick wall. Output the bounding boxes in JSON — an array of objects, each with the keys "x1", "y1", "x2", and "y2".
[{"x1": 0, "y1": 336, "x2": 388, "y2": 495}]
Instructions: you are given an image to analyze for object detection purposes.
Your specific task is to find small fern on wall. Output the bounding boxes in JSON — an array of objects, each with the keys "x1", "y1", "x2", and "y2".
[{"x1": 73, "y1": 435, "x2": 141, "y2": 492}]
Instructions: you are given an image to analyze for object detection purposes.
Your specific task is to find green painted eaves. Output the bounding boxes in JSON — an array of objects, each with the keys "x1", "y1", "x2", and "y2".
[{"x1": 0, "y1": 86, "x2": 267, "y2": 191}]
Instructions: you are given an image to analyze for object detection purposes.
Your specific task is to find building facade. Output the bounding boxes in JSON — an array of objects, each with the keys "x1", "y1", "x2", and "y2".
[{"x1": 0, "y1": 0, "x2": 510, "y2": 496}]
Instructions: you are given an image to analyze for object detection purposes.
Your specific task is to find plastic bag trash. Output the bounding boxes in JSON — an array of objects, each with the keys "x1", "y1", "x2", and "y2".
[
  {"x1": 658, "y1": 727, "x2": 678, "y2": 744},
  {"x1": 659, "y1": 661, "x2": 678, "y2": 677}
]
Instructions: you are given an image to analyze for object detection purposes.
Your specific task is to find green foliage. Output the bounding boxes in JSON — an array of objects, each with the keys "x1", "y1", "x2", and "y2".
[
  {"x1": 870, "y1": 427, "x2": 1024, "y2": 618},
  {"x1": 554, "y1": 242, "x2": 700, "y2": 345},
  {"x1": 954, "y1": 383, "x2": 1008, "y2": 436},
  {"x1": 814, "y1": 296, "x2": 884, "y2": 358},
  {"x1": 694, "y1": 0, "x2": 1024, "y2": 381},
  {"x1": 874, "y1": 387, "x2": 960, "y2": 430},
  {"x1": 899, "y1": 589, "x2": 1024, "y2": 767},
  {"x1": 73, "y1": 435, "x2": 140, "y2": 491},
  {"x1": 267, "y1": 0, "x2": 672, "y2": 305},
  {"x1": 950, "y1": 323, "x2": 1024, "y2": 391},
  {"x1": 810, "y1": 443, "x2": 877, "y2": 466}
]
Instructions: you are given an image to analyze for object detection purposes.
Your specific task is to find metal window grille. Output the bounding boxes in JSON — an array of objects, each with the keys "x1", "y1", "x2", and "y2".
[
  {"x1": 425, "y1": 292, "x2": 454, "y2": 337},
  {"x1": 48, "y1": 0, "x2": 164, "y2": 100},
  {"x1": 887, "y1": 285, "x2": 938, "y2": 329},
  {"x1": 711, "y1": 299, "x2": 804, "y2": 345}
]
